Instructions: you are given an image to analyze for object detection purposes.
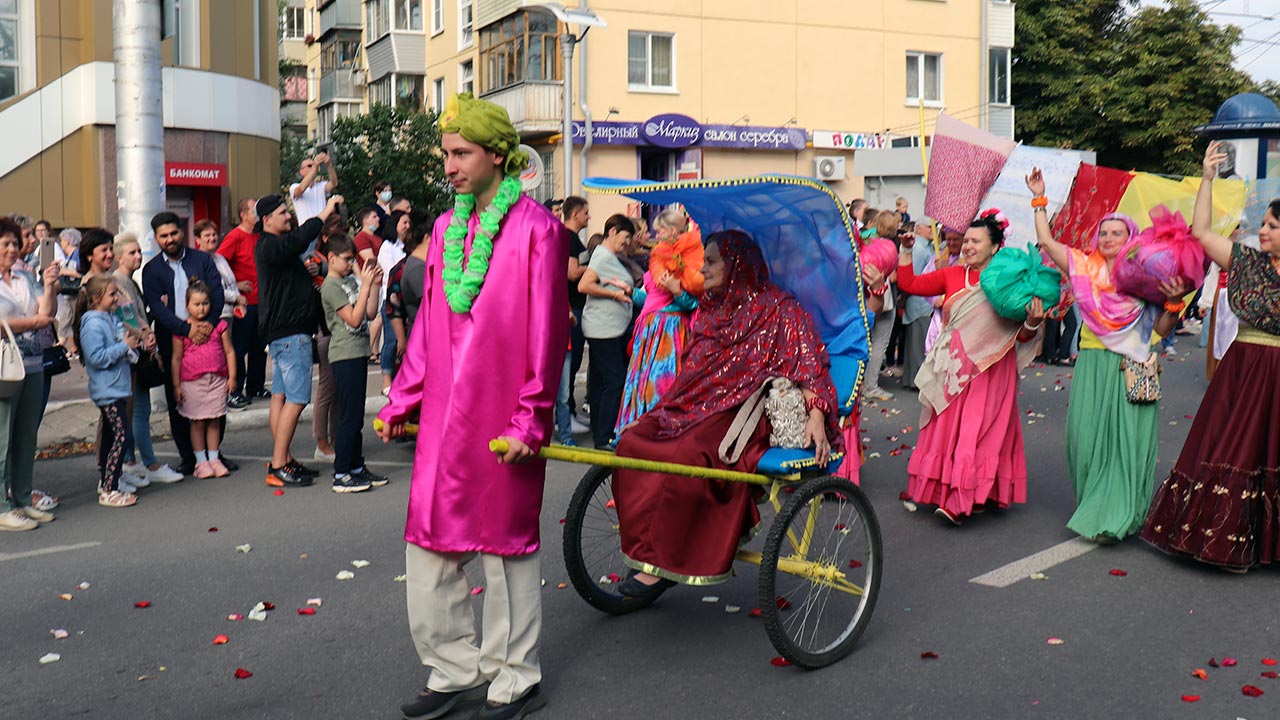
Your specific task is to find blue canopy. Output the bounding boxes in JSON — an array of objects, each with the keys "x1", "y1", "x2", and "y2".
[{"x1": 582, "y1": 174, "x2": 871, "y2": 411}]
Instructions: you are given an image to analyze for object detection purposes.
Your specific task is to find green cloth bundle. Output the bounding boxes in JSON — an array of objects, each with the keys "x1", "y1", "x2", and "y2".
[
  {"x1": 437, "y1": 93, "x2": 530, "y2": 177},
  {"x1": 979, "y1": 246, "x2": 1062, "y2": 322}
]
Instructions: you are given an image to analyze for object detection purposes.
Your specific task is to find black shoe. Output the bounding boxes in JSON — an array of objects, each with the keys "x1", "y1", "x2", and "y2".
[
  {"x1": 254, "y1": 389, "x2": 272, "y2": 399},
  {"x1": 401, "y1": 686, "x2": 478, "y2": 720},
  {"x1": 287, "y1": 460, "x2": 320, "y2": 477},
  {"x1": 615, "y1": 576, "x2": 676, "y2": 600},
  {"x1": 476, "y1": 685, "x2": 546, "y2": 720},
  {"x1": 331, "y1": 474, "x2": 373, "y2": 494},
  {"x1": 177, "y1": 459, "x2": 196, "y2": 476},
  {"x1": 227, "y1": 392, "x2": 251, "y2": 410},
  {"x1": 220, "y1": 456, "x2": 239, "y2": 472},
  {"x1": 353, "y1": 467, "x2": 389, "y2": 487},
  {"x1": 266, "y1": 465, "x2": 313, "y2": 488}
]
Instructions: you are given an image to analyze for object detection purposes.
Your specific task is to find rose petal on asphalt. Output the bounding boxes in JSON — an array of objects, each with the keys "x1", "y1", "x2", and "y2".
[
  {"x1": 849, "y1": 559, "x2": 864, "y2": 569},
  {"x1": 51, "y1": 629, "x2": 69, "y2": 640},
  {"x1": 1224, "y1": 657, "x2": 1239, "y2": 667},
  {"x1": 1192, "y1": 668, "x2": 1208, "y2": 679},
  {"x1": 213, "y1": 634, "x2": 229, "y2": 645},
  {"x1": 749, "y1": 608, "x2": 763, "y2": 618},
  {"x1": 227, "y1": 613, "x2": 244, "y2": 621},
  {"x1": 273, "y1": 489, "x2": 284, "y2": 496},
  {"x1": 1264, "y1": 658, "x2": 1278, "y2": 666},
  {"x1": 921, "y1": 651, "x2": 939, "y2": 659},
  {"x1": 59, "y1": 594, "x2": 73, "y2": 601},
  {"x1": 1047, "y1": 637, "x2": 1064, "y2": 646},
  {"x1": 335, "y1": 571, "x2": 355, "y2": 581},
  {"x1": 775, "y1": 597, "x2": 793, "y2": 610},
  {"x1": 1262, "y1": 671, "x2": 1279, "y2": 679},
  {"x1": 556, "y1": 582, "x2": 567, "y2": 589},
  {"x1": 261, "y1": 602, "x2": 275, "y2": 611},
  {"x1": 234, "y1": 668, "x2": 253, "y2": 679},
  {"x1": 770, "y1": 656, "x2": 791, "y2": 667},
  {"x1": 296, "y1": 607, "x2": 316, "y2": 616},
  {"x1": 1180, "y1": 694, "x2": 1200, "y2": 703},
  {"x1": 393, "y1": 575, "x2": 407, "y2": 583},
  {"x1": 1108, "y1": 569, "x2": 1128, "y2": 577},
  {"x1": 1209, "y1": 658, "x2": 1220, "y2": 668},
  {"x1": 1242, "y1": 684, "x2": 1264, "y2": 697},
  {"x1": 38, "y1": 653, "x2": 60, "y2": 665},
  {"x1": 351, "y1": 560, "x2": 370, "y2": 569},
  {"x1": 208, "y1": 527, "x2": 218, "y2": 532},
  {"x1": 134, "y1": 601, "x2": 151, "y2": 609},
  {"x1": 470, "y1": 587, "x2": 484, "y2": 595}
]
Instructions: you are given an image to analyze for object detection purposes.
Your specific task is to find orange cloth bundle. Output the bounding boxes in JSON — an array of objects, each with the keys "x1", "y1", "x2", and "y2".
[{"x1": 649, "y1": 230, "x2": 705, "y2": 294}]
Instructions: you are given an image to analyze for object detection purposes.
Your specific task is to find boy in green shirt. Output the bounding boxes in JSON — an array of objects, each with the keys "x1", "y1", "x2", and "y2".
[{"x1": 320, "y1": 234, "x2": 389, "y2": 493}]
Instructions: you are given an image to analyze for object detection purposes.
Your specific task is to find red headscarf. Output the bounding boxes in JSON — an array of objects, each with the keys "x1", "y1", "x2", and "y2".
[{"x1": 646, "y1": 230, "x2": 842, "y2": 449}]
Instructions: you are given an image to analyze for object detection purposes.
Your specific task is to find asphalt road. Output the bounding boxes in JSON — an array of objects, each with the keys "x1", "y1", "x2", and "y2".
[{"x1": 6, "y1": 334, "x2": 1280, "y2": 720}]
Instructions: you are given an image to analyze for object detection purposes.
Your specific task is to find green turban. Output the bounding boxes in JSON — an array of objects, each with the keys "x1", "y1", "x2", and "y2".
[{"x1": 438, "y1": 93, "x2": 530, "y2": 177}]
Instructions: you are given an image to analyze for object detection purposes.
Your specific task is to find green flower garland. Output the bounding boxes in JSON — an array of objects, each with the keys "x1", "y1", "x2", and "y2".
[{"x1": 442, "y1": 175, "x2": 523, "y2": 313}]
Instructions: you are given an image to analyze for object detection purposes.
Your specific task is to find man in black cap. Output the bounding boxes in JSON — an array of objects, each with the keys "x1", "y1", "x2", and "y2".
[
  {"x1": 141, "y1": 212, "x2": 230, "y2": 477},
  {"x1": 254, "y1": 192, "x2": 343, "y2": 487}
]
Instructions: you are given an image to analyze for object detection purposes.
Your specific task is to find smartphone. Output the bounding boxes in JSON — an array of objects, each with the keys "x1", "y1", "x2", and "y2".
[{"x1": 39, "y1": 237, "x2": 56, "y2": 270}]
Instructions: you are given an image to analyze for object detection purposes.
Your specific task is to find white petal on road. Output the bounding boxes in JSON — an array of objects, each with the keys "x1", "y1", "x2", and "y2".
[
  {"x1": 351, "y1": 560, "x2": 370, "y2": 569},
  {"x1": 39, "y1": 653, "x2": 60, "y2": 664},
  {"x1": 336, "y1": 570, "x2": 355, "y2": 580},
  {"x1": 235, "y1": 544, "x2": 252, "y2": 554}
]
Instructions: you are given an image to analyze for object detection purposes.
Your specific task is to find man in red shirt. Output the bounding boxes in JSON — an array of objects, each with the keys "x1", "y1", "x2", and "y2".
[
  {"x1": 218, "y1": 197, "x2": 268, "y2": 408},
  {"x1": 352, "y1": 207, "x2": 383, "y2": 269}
]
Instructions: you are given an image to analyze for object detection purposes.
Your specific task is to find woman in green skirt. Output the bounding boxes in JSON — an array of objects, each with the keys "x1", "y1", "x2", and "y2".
[{"x1": 1025, "y1": 170, "x2": 1186, "y2": 541}]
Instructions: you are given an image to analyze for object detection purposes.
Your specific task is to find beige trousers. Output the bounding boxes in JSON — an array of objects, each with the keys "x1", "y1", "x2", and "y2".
[{"x1": 405, "y1": 544, "x2": 542, "y2": 704}]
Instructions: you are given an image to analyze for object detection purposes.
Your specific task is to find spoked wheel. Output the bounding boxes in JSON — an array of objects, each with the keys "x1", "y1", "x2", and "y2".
[
  {"x1": 759, "y1": 475, "x2": 882, "y2": 668},
  {"x1": 562, "y1": 465, "x2": 656, "y2": 615}
]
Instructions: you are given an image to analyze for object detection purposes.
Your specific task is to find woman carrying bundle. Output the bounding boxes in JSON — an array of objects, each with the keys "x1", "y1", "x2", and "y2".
[
  {"x1": 1140, "y1": 143, "x2": 1280, "y2": 571},
  {"x1": 896, "y1": 211, "x2": 1045, "y2": 525},
  {"x1": 1025, "y1": 170, "x2": 1187, "y2": 542}
]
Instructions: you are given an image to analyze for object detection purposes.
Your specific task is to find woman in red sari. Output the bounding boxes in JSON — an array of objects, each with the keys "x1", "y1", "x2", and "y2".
[
  {"x1": 613, "y1": 230, "x2": 842, "y2": 598},
  {"x1": 896, "y1": 212, "x2": 1046, "y2": 525}
]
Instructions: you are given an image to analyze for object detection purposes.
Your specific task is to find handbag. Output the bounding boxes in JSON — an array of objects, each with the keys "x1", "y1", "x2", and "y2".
[
  {"x1": 1120, "y1": 352, "x2": 1161, "y2": 404},
  {"x1": 0, "y1": 317, "x2": 28, "y2": 399},
  {"x1": 58, "y1": 275, "x2": 82, "y2": 297},
  {"x1": 41, "y1": 344, "x2": 70, "y2": 377},
  {"x1": 136, "y1": 350, "x2": 168, "y2": 390},
  {"x1": 720, "y1": 377, "x2": 808, "y2": 464}
]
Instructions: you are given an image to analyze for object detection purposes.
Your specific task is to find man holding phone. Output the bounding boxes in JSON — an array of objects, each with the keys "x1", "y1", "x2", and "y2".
[{"x1": 290, "y1": 152, "x2": 339, "y2": 226}]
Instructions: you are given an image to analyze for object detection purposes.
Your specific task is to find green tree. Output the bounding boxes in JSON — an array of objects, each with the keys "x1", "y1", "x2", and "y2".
[
  {"x1": 1014, "y1": 0, "x2": 1253, "y2": 175},
  {"x1": 329, "y1": 103, "x2": 451, "y2": 222}
]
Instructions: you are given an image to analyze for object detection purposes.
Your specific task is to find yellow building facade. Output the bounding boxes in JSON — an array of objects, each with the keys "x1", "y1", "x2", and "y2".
[{"x1": 0, "y1": 0, "x2": 282, "y2": 233}]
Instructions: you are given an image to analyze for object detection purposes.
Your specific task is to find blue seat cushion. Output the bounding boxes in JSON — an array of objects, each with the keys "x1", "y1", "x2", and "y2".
[
  {"x1": 829, "y1": 354, "x2": 863, "y2": 417},
  {"x1": 757, "y1": 447, "x2": 845, "y2": 477}
]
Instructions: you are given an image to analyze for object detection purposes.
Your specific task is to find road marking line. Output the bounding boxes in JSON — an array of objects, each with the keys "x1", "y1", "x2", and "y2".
[
  {"x1": 969, "y1": 538, "x2": 1098, "y2": 588},
  {"x1": 0, "y1": 541, "x2": 103, "y2": 563},
  {"x1": 153, "y1": 452, "x2": 415, "y2": 468}
]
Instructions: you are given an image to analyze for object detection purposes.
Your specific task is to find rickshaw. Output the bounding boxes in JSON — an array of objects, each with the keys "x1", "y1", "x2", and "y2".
[{"x1": 495, "y1": 174, "x2": 883, "y2": 669}]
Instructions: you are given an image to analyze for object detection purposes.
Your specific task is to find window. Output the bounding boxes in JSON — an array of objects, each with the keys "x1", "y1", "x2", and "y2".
[
  {"x1": 321, "y1": 37, "x2": 360, "y2": 73},
  {"x1": 627, "y1": 31, "x2": 674, "y2": 91},
  {"x1": 395, "y1": 0, "x2": 423, "y2": 31},
  {"x1": 458, "y1": 0, "x2": 473, "y2": 49},
  {"x1": 0, "y1": 0, "x2": 18, "y2": 101},
  {"x1": 432, "y1": 77, "x2": 445, "y2": 113},
  {"x1": 905, "y1": 51, "x2": 942, "y2": 105},
  {"x1": 366, "y1": 0, "x2": 390, "y2": 40},
  {"x1": 281, "y1": 6, "x2": 305, "y2": 40},
  {"x1": 369, "y1": 76, "x2": 393, "y2": 106},
  {"x1": 988, "y1": 47, "x2": 1010, "y2": 105},
  {"x1": 397, "y1": 74, "x2": 424, "y2": 110},
  {"x1": 432, "y1": 0, "x2": 444, "y2": 35},
  {"x1": 459, "y1": 60, "x2": 473, "y2": 95},
  {"x1": 478, "y1": 11, "x2": 560, "y2": 94}
]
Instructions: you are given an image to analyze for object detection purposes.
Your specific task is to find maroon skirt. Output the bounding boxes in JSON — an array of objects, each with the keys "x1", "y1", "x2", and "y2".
[
  {"x1": 1140, "y1": 339, "x2": 1280, "y2": 568},
  {"x1": 613, "y1": 409, "x2": 770, "y2": 584}
]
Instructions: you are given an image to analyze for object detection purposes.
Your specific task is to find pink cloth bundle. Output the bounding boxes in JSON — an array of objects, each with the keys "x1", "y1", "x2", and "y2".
[
  {"x1": 860, "y1": 238, "x2": 899, "y2": 278},
  {"x1": 1111, "y1": 206, "x2": 1206, "y2": 304}
]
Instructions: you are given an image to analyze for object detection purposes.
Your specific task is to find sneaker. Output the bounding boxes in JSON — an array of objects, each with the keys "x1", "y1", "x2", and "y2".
[
  {"x1": 254, "y1": 389, "x2": 272, "y2": 400},
  {"x1": 124, "y1": 472, "x2": 150, "y2": 489},
  {"x1": 569, "y1": 418, "x2": 590, "y2": 434},
  {"x1": 266, "y1": 465, "x2": 313, "y2": 488},
  {"x1": 118, "y1": 477, "x2": 139, "y2": 494},
  {"x1": 934, "y1": 507, "x2": 963, "y2": 526},
  {"x1": 331, "y1": 474, "x2": 373, "y2": 494},
  {"x1": 0, "y1": 509, "x2": 38, "y2": 531},
  {"x1": 98, "y1": 490, "x2": 137, "y2": 508},
  {"x1": 219, "y1": 456, "x2": 239, "y2": 472},
  {"x1": 146, "y1": 464, "x2": 185, "y2": 484},
  {"x1": 401, "y1": 687, "x2": 476, "y2": 720},
  {"x1": 31, "y1": 489, "x2": 59, "y2": 511},
  {"x1": 208, "y1": 458, "x2": 230, "y2": 477},
  {"x1": 287, "y1": 460, "x2": 320, "y2": 478},
  {"x1": 227, "y1": 392, "x2": 251, "y2": 410},
  {"x1": 555, "y1": 437, "x2": 578, "y2": 447},
  {"x1": 1163, "y1": 346, "x2": 1178, "y2": 356},
  {"x1": 193, "y1": 461, "x2": 216, "y2": 479},
  {"x1": 352, "y1": 467, "x2": 389, "y2": 487},
  {"x1": 314, "y1": 447, "x2": 336, "y2": 462},
  {"x1": 21, "y1": 506, "x2": 55, "y2": 523},
  {"x1": 862, "y1": 387, "x2": 893, "y2": 402},
  {"x1": 477, "y1": 685, "x2": 546, "y2": 720},
  {"x1": 123, "y1": 461, "x2": 146, "y2": 477}
]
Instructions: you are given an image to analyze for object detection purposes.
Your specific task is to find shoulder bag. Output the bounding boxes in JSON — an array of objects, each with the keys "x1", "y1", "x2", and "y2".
[{"x1": 0, "y1": 317, "x2": 28, "y2": 398}]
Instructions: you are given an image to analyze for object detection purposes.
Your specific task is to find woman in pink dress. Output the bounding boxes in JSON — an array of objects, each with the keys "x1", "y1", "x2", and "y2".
[{"x1": 896, "y1": 212, "x2": 1046, "y2": 525}]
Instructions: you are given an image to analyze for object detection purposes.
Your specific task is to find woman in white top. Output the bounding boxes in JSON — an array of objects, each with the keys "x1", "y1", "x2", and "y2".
[{"x1": 578, "y1": 214, "x2": 637, "y2": 449}]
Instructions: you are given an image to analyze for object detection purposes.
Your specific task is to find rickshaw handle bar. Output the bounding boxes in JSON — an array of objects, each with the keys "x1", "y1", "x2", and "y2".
[{"x1": 488, "y1": 439, "x2": 776, "y2": 486}]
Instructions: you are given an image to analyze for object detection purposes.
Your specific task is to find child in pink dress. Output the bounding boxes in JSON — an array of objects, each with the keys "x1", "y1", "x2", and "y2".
[{"x1": 171, "y1": 281, "x2": 236, "y2": 478}]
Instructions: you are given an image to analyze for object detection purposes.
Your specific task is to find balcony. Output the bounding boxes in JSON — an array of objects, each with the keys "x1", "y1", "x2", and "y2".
[
  {"x1": 320, "y1": 0, "x2": 363, "y2": 37},
  {"x1": 988, "y1": 106, "x2": 1015, "y2": 140},
  {"x1": 480, "y1": 81, "x2": 563, "y2": 135},
  {"x1": 320, "y1": 70, "x2": 363, "y2": 105}
]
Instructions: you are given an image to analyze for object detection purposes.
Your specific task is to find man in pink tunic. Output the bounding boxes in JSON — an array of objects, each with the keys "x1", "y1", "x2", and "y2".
[{"x1": 377, "y1": 94, "x2": 567, "y2": 720}]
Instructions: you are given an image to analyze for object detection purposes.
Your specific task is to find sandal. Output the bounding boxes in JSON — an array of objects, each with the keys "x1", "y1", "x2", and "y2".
[
  {"x1": 31, "y1": 489, "x2": 59, "y2": 511},
  {"x1": 98, "y1": 491, "x2": 137, "y2": 508}
]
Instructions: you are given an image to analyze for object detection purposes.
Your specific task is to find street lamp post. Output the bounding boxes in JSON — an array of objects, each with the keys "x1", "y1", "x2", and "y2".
[{"x1": 522, "y1": 2, "x2": 606, "y2": 198}]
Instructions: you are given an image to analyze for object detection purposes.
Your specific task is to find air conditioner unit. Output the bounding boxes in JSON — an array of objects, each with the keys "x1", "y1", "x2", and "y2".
[
  {"x1": 814, "y1": 156, "x2": 845, "y2": 182},
  {"x1": 352, "y1": 69, "x2": 368, "y2": 87}
]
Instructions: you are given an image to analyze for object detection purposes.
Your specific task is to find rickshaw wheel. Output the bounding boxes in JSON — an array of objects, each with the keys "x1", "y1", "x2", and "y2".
[
  {"x1": 563, "y1": 465, "x2": 657, "y2": 615},
  {"x1": 759, "y1": 475, "x2": 882, "y2": 668}
]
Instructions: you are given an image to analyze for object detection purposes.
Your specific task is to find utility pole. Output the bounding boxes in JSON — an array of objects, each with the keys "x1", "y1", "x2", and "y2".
[{"x1": 113, "y1": 0, "x2": 166, "y2": 260}]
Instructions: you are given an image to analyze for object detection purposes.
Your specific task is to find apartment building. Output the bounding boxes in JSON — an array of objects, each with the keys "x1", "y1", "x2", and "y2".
[
  {"x1": 281, "y1": 0, "x2": 309, "y2": 138},
  {"x1": 0, "y1": 0, "x2": 281, "y2": 233}
]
